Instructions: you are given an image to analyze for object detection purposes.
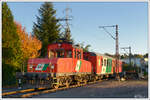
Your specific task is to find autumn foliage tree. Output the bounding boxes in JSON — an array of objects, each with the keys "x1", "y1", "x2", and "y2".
[{"x1": 15, "y1": 22, "x2": 42, "y2": 59}]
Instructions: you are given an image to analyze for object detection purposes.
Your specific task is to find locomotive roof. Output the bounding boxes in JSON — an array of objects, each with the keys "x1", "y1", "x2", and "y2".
[{"x1": 48, "y1": 42, "x2": 83, "y2": 50}]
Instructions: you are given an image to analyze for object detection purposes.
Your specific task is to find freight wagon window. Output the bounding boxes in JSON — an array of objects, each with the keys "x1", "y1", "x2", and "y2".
[
  {"x1": 107, "y1": 60, "x2": 109, "y2": 66},
  {"x1": 104, "y1": 59, "x2": 106, "y2": 66},
  {"x1": 107, "y1": 61, "x2": 109, "y2": 66}
]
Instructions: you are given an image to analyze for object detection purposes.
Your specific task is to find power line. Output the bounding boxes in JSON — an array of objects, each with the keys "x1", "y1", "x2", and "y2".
[{"x1": 102, "y1": 27, "x2": 116, "y2": 40}]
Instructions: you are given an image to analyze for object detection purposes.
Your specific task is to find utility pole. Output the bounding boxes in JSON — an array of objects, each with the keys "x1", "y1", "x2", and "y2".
[
  {"x1": 65, "y1": 6, "x2": 71, "y2": 32},
  {"x1": 99, "y1": 25, "x2": 120, "y2": 79},
  {"x1": 116, "y1": 25, "x2": 119, "y2": 74},
  {"x1": 56, "y1": 5, "x2": 72, "y2": 34},
  {"x1": 56, "y1": 5, "x2": 73, "y2": 42},
  {"x1": 121, "y1": 46, "x2": 132, "y2": 67}
]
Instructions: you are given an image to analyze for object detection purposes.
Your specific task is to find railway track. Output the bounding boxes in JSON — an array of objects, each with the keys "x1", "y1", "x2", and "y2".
[{"x1": 3, "y1": 80, "x2": 103, "y2": 98}]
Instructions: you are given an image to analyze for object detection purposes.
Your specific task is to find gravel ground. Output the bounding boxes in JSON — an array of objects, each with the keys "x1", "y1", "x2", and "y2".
[{"x1": 32, "y1": 80, "x2": 148, "y2": 98}]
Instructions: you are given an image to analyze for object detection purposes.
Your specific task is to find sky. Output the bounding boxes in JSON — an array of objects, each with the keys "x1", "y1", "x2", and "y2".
[{"x1": 7, "y1": 2, "x2": 148, "y2": 55}]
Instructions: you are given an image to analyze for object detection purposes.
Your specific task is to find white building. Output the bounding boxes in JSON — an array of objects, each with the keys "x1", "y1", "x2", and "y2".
[{"x1": 121, "y1": 57, "x2": 148, "y2": 73}]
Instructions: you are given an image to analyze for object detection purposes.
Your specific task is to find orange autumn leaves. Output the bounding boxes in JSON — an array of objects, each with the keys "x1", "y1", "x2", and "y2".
[{"x1": 15, "y1": 22, "x2": 42, "y2": 59}]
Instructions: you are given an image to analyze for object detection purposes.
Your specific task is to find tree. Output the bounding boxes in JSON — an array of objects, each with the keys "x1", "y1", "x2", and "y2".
[
  {"x1": 133, "y1": 54, "x2": 143, "y2": 58},
  {"x1": 2, "y1": 3, "x2": 22, "y2": 85},
  {"x1": 143, "y1": 53, "x2": 148, "y2": 58},
  {"x1": 32, "y1": 2, "x2": 60, "y2": 57},
  {"x1": 16, "y1": 22, "x2": 42, "y2": 59},
  {"x1": 28, "y1": 35, "x2": 42, "y2": 58},
  {"x1": 80, "y1": 42, "x2": 91, "y2": 52},
  {"x1": 16, "y1": 22, "x2": 42, "y2": 72},
  {"x1": 63, "y1": 27, "x2": 74, "y2": 43}
]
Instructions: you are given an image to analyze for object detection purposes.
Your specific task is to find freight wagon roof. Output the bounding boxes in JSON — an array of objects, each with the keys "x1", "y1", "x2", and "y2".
[{"x1": 89, "y1": 52, "x2": 115, "y2": 59}]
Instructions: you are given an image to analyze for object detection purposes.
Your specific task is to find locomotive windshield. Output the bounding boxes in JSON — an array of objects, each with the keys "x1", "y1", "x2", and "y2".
[
  {"x1": 57, "y1": 50, "x2": 65, "y2": 58},
  {"x1": 48, "y1": 49, "x2": 72, "y2": 58}
]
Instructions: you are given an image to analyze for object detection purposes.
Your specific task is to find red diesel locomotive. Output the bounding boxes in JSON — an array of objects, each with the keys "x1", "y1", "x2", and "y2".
[{"x1": 16, "y1": 40, "x2": 122, "y2": 89}]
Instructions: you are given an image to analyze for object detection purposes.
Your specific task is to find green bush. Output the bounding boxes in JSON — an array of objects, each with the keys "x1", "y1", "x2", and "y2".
[
  {"x1": 2, "y1": 62, "x2": 17, "y2": 86},
  {"x1": 122, "y1": 63, "x2": 139, "y2": 72}
]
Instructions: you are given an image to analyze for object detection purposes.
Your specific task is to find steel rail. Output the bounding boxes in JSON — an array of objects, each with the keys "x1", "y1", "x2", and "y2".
[
  {"x1": 2, "y1": 87, "x2": 46, "y2": 96},
  {"x1": 3, "y1": 80, "x2": 103, "y2": 98},
  {"x1": 21, "y1": 80, "x2": 103, "y2": 98}
]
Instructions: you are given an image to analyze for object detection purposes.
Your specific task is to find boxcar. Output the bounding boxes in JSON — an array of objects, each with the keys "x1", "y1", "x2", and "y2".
[{"x1": 83, "y1": 52, "x2": 122, "y2": 79}]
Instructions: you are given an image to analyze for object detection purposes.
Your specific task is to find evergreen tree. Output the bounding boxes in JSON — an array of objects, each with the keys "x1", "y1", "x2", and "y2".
[
  {"x1": 32, "y1": 2, "x2": 60, "y2": 57},
  {"x1": 63, "y1": 27, "x2": 74, "y2": 43},
  {"x1": 2, "y1": 2, "x2": 22, "y2": 85}
]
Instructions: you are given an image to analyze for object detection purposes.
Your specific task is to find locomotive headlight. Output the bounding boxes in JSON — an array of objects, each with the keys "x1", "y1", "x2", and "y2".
[
  {"x1": 51, "y1": 64, "x2": 54, "y2": 69},
  {"x1": 29, "y1": 64, "x2": 33, "y2": 69}
]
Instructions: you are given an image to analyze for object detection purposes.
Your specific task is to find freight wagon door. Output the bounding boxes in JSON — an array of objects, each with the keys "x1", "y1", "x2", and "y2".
[
  {"x1": 101, "y1": 58, "x2": 107, "y2": 74},
  {"x1": 106, "y1": 59, "x2": 112, "y2": 74}
]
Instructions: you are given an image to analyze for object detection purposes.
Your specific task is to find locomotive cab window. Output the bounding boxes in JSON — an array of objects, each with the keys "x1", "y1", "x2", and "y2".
[
  {"x1": 56, "y1": 50, "x2": 65, "y2": 58},
  {"x1": 74, "y1": 49, "x2": 82, "y2": 59},
  {"x1": 48, "y1": 50, "x2": 55, "y2": 59},
  {"x1": 77, "y1": 51, "x2": 80, "y2": 59},
  {"x1": 66, "y1": 50, "x2": 72, "y2": 58}
]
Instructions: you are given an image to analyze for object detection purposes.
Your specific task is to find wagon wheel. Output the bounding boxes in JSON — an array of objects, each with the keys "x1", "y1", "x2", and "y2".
[
  {"x1": 77, "y1": 81, "x2": 80, "y2": 86},
  {"x1": 66, "y1": 80, "x2": 70, "y2": 88},
  {"x1": 59, "y1": 78, "x2": 64, "y2": 86},
  {"x1": 93, "y1": 78, "x2": 97, "y2": 82},
  {"x1": 53, "y1": 84, "x2": 59, "y2": 89},
  {"x1": 95, "y1": 76, "x2": 98, "y2": 80},
  {"x1": 66, "y1": 78, "x2": 72, "y2": 88},
  {"x1": 84, "y1": 80, "x2": 87, "y2": 85}
]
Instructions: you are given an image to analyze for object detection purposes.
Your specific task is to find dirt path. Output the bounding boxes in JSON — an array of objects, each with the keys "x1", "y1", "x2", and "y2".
[{"x1": 32, "y1": 80, "x2": 148, "y2": 98}]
